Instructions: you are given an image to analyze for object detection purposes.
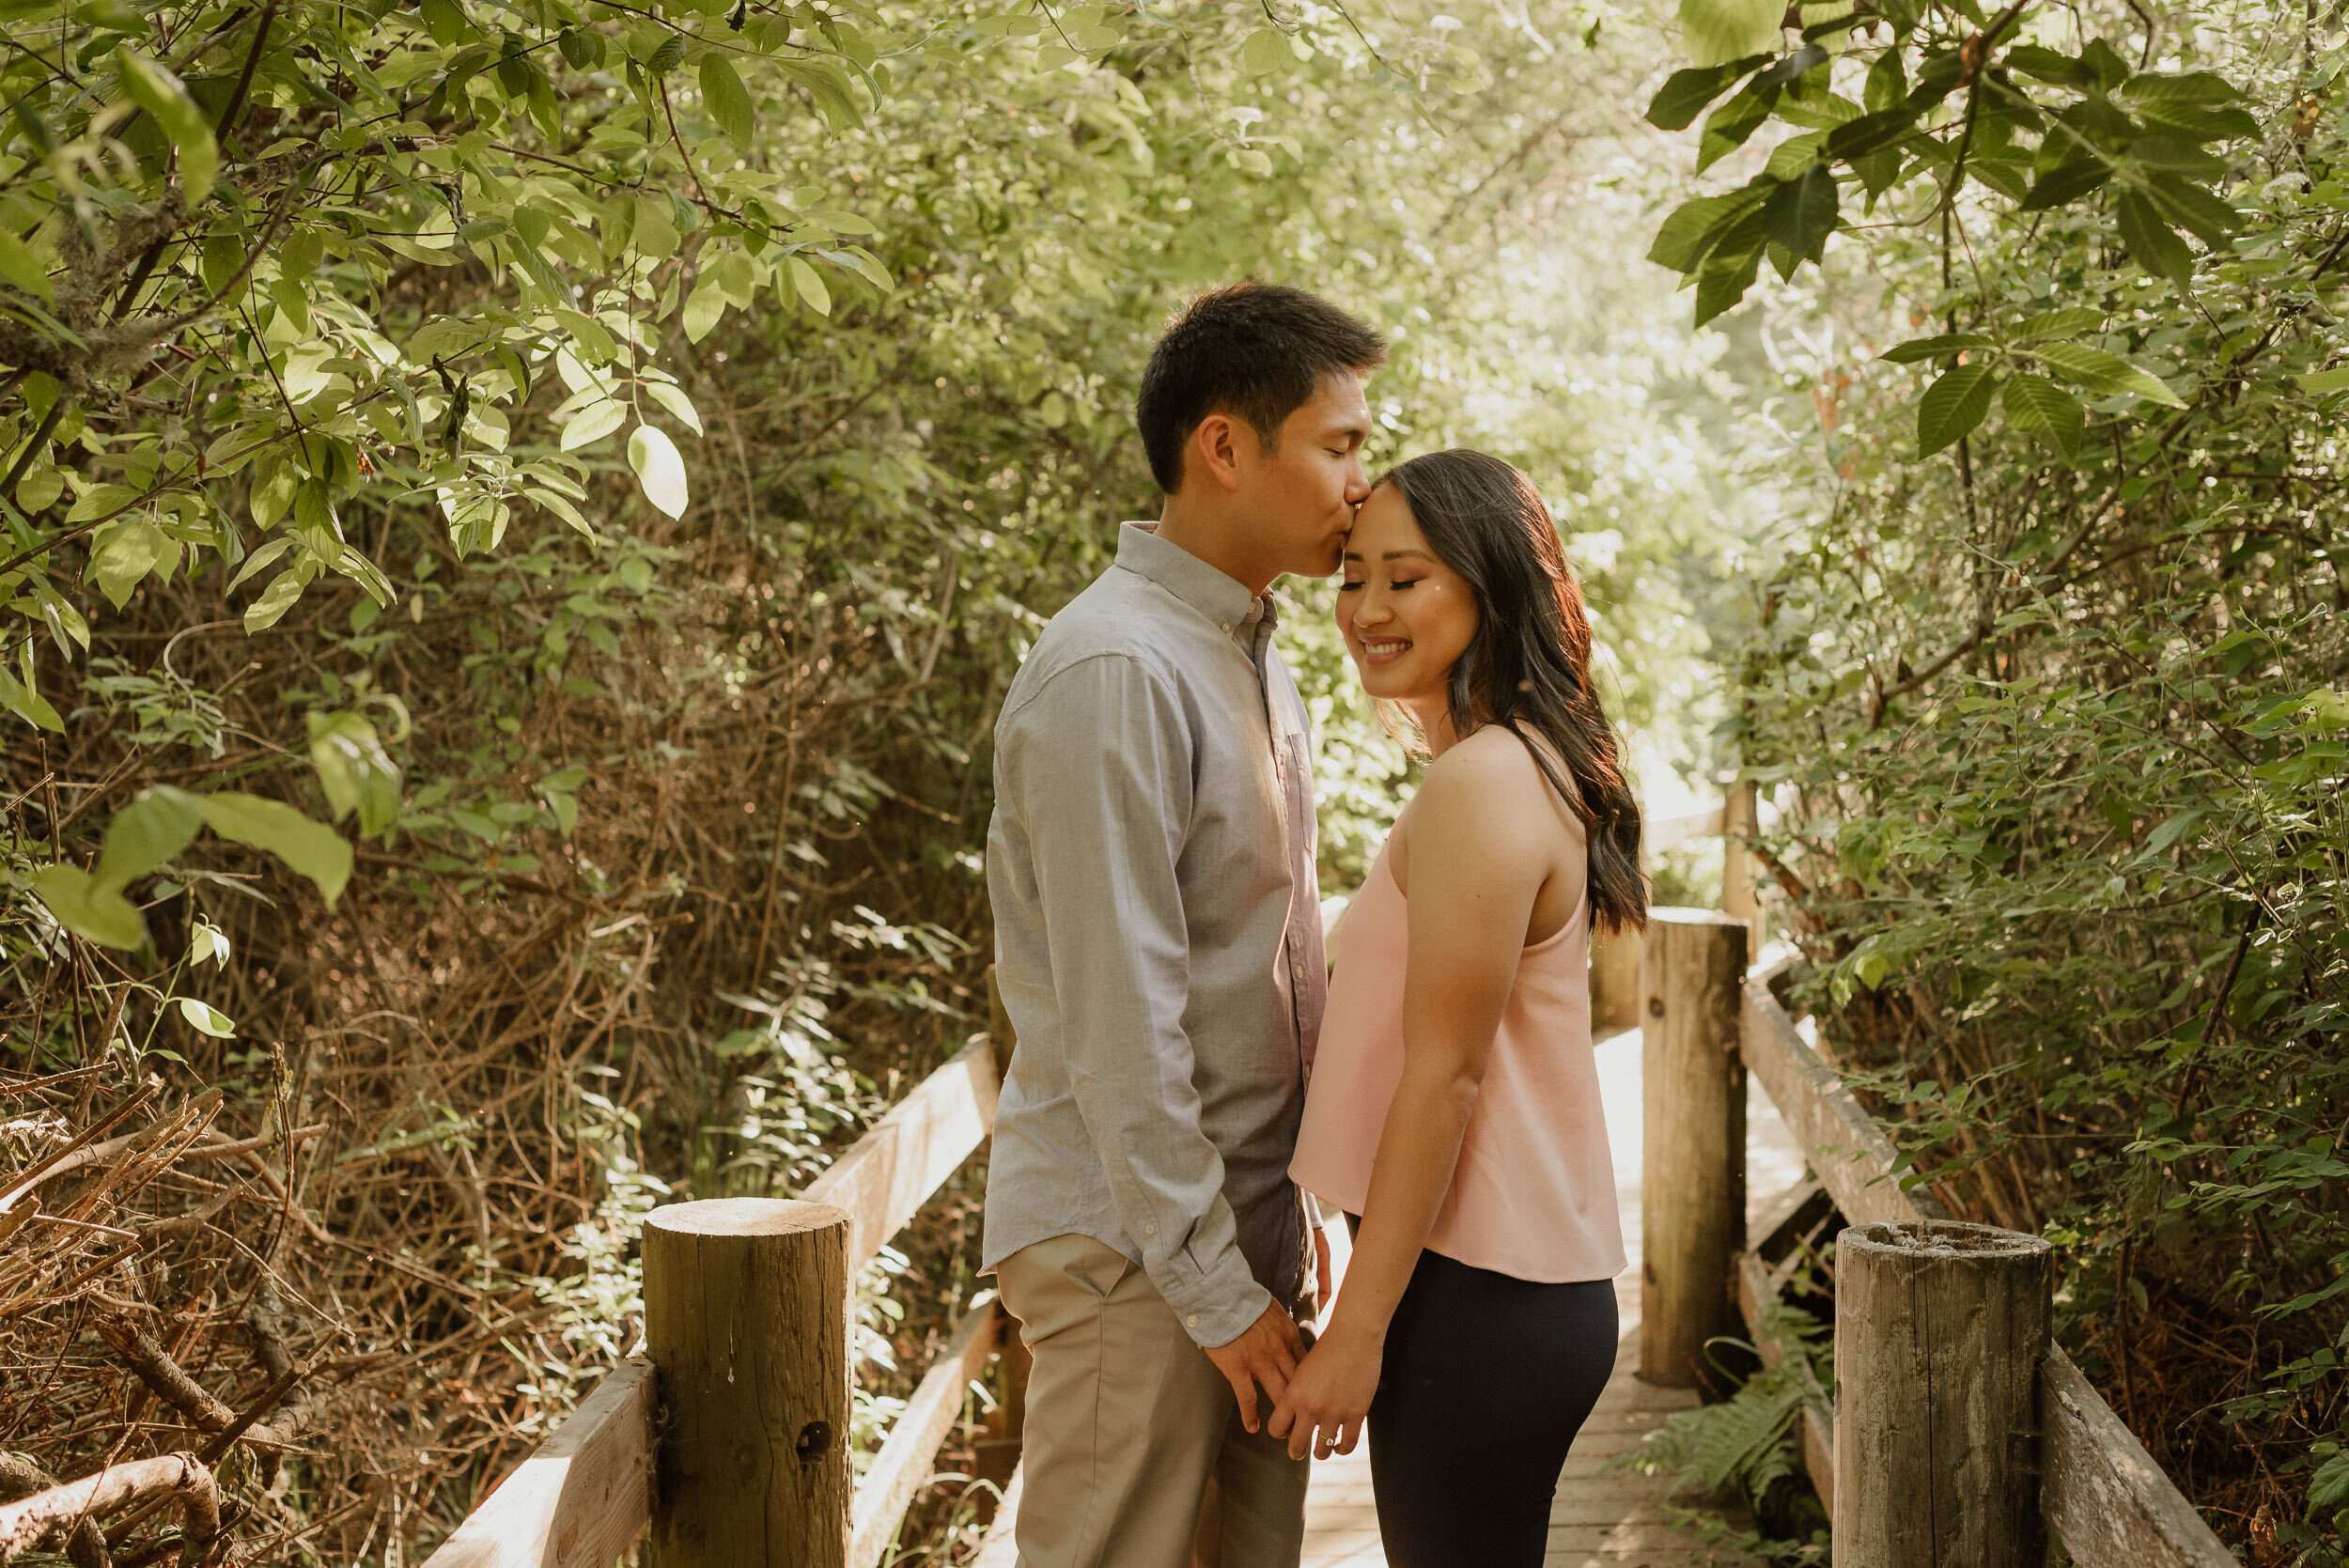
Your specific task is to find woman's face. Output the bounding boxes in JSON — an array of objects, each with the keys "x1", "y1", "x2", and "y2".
[{"x1": 1336, "y1": 484, "x2": 1478, "y2": 710}]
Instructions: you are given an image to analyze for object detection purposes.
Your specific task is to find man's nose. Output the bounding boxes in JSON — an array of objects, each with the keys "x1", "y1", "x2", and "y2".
[{"x1": 1343, "y1": 456, "x2": 1371, "y2": 505}]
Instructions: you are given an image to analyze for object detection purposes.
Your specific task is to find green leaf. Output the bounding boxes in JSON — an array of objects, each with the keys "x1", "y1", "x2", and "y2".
[
  {"x1": 1679, "y1": 0, "x2": 1781, "y2": 68},
  {"x1": 1692, "y1": 233, "x2": 1765, "y2": 325},
  {"x1": 243, "y1": 567, "x2": 306, "y2": 632},
  {"x1": 32, "y1": 865, "x2": 147, "y2": 949},
  {"x1": 2298, "y1": 367, "x2": 2349, "y2": 395},
  {"x1": 1241, "y1": 27, "x2": 1288, "y2": 75},
  {"x1": 97, "y1": 787, "x2": 203, "y2": 892},
  {"x1": 2030, "y1": 341, "x2": 2186, "y2": 407},
  {"x1": 1823, "y1": 106, "x2": 1915, "y2": 162},
  {"x1": 561, "y1": 397, "x2": 629, "y2": 451},
  {"x1": 88, "y1": 517, "x2": 163, "y2": 609},
  {"x1": 1760, "y1": 164, "x2": 1837, "y2": 264},
  {"x1": 644, "y1": 380, "x2": 704, "y2": 435},
  {"x1": 1879, "y1": 334, "x2": 1994, "y2": 364},
  {"x1": 557, "y1": 27, "x2": 599, "y2": 69},
  {"x1": 2014, "y1": 308, "x2": 2104, "y2": 342},
  {"x1": 2018, "y1": 157, "x2": 2111, "y2": 211},
  {"x1": 2310, "y1": 1452, "x2": 2349, "y2": 1512},
  {"x1": 2004, "y1": 45, "x2": 2086, "y2": 85},
  {"x1": 629, "y1": 424, "x2": 690, "y2": 520},
  {"x1": 1647, "y1": 185, "x2": 1770, "y2": 273},
  {"x1": 0, "y1": 226, "x2": 54, "y2": 303},
  {"x1": 1645, "y1": 55, "x2": 1769, "y2": 131},
  {"x1": 788, "y1": 255, "x2": 832, "y2": 316},
  {"x1": 2120, "y1": 70, "x2": 2239, "y2": 108},
  {"x1": 646, "y1": 32, "x2": 687, "y2": 73},
  {"x1": 2001, "y1": 374, "x2": 2085, "y2": 459},
  {"x1": 199, "y1": 791, "x2": 353, "y2": 908},
  {"x1": 1697, "y1": 79, "x2": 1780, "y2": 174},
  {"x1": 700, "y1": 52, "x2": 754, "y2": 146},
  {"x1": 781, "y1": 57, "x2": 862, "y2": 131},
  {"x1": 0, "y1": 662, "x2": 63, "y2": 731},
  {"x1": 2145, "y1": 173, "x2": 2237, "y2": 250},
  {"x1": 417, "y1": 0, "x2": 474, "y2": 45},
  {"x1": 2031, "y1": 342, "x2": 2186, "y2": 407},
  {"x1": 682, "y1": 277, "x2": 728, "y2": 342},
  {"x1": 115, "y1": 48, "x2": 218, "y2": 206},
  {"x1": 176, "y1": 997, "x2": 236, "y2": 1037},
  {"x1": 308, "y1": 710, "x2": 401, "y2": 835},
  {"x1": 1918, "y1": 363, "x2": 1998, "y2": 456}
]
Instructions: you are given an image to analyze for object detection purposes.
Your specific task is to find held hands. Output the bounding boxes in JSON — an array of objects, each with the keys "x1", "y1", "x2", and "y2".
[
  {"x1": 1266, "y1": 1323, "x2": 1383, "y2": 1461},
  {"x1": 1202, "y1": 1300, "x2": 1305, "y2": 1434}
]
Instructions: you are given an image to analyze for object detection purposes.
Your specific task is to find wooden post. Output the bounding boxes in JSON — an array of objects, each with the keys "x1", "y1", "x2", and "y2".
[
  {"x1": 1834, "y1": 1219, "x2": 2053, "y2": 1568},
  {"x1": 1722, "y1": 778, "x2": 1762, "y2": 948},
  {"x1": 645, "y1": 1198, "x2": 852, "y2": 1568},
  {"x1": 1640, "y1": 908, "x2": 1749, "y2": 1388}
]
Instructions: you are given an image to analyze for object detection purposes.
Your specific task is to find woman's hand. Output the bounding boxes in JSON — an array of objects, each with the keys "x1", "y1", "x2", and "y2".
[{"x1": 1266, "y1": 1323, "x2": 1384, "y2": 1461}]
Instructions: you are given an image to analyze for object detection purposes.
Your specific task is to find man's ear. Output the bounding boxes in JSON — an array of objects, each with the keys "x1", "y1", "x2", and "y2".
[{"x1": 1191, "y1": 411, "x2": 1247, "y2": 494}]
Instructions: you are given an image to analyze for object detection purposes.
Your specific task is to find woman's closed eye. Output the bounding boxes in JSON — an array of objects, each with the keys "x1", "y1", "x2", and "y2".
[{"x1": 1339, "y1": 577, "x2": 1366, "y2": 593}]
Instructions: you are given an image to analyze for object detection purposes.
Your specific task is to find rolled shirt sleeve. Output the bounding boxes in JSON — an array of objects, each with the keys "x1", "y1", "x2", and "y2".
[{"x1": 1001, "y1": 652, "x2": 1273, "y2": 1347}]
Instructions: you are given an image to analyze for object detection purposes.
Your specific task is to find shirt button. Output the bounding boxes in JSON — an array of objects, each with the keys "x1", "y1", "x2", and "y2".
[
  {"x1": 1220, "y1": 621, "x2": 1232, "y2": 632},
  {"x1": 1186, "y1": 1314, "x2": 1200, "y2": 1328},
  {"x1": 1143, "y1": 1221, "x2": 1157, "y2": 1235}
]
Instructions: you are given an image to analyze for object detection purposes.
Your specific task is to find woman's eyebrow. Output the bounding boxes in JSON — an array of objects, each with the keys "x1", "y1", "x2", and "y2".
[{"x1": 1381, "y1": 550, "x2": 1435, "y2": 562}]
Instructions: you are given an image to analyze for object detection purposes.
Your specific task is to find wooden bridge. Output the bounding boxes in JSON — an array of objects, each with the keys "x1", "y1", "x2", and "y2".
[{"x1": 419, "y1": 792, "x2": 2242, "y2": 1568}]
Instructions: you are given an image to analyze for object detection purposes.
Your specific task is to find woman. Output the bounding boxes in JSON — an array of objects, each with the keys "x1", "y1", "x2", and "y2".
[{"x1": 1269, "y1": 449, "x2": 1645, "y2": 1566}]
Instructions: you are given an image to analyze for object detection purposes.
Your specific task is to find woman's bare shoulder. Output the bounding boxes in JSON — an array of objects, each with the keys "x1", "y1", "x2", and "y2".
[{"x1": 1411, "y1": 726, "x2": 1558, "y2": 830}]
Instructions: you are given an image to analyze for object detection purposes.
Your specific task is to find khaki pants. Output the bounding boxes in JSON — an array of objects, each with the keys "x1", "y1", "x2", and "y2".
[{"x1": 995, "y1": 1233, "x2": 1310, "y2": 1568}]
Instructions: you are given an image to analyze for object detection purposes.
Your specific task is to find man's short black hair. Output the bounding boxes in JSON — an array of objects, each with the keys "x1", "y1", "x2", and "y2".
[{"x1": 1135, "y1": 283, "x2": 1387, "y2": 493}]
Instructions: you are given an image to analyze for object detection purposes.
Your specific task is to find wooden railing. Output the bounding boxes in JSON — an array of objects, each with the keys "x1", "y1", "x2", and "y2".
[
  {"x1": 425, "y1": 784, "x2": 2239, "y2": 1567},
  {"x1": 1638, "y1": 787, "x2": 2235, "y2": 1567},
  {"x1": 420, "y1": 1025, "x2": 1022, "y2": 1567}
]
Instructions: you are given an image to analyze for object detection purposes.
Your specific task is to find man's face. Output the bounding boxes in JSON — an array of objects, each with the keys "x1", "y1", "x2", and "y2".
[{"x1": 1235, "y1": 372, "x2": 1374, "y2": 581}]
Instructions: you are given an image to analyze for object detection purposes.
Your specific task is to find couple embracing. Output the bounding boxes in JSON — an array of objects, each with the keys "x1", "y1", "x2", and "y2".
[{"x1": 983, "y1": 283, "x2": 1646, "y2": 1568}]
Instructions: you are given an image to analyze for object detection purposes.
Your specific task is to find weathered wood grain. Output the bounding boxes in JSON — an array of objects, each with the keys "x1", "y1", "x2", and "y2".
[
  {"x1": 850, "y1": 1301, "x2": 1002, "y2": 1568},
  {"x1": 803, "y1": 1038, "x2": 1000, "y2": 1274},
  {"x1": 1641, "y1": 908, "x2": 1749, "y2": 1388},
  {"x1": 2041, "y1": 1346, "x2": 2236, "y2": 1568},
  {"x1": 1833, "y1": 1220, "x2": 2051, "y2": 1568},
  {"x1": 646, "y1": 1199, "x2": 851, "y2": 1568},
  {"x1": 417, "y1": 1359, "x2": 653, "y2": 1568},
  {"x1": 1738, "y1": 980, "x2": 1948, "y2": 1227}
]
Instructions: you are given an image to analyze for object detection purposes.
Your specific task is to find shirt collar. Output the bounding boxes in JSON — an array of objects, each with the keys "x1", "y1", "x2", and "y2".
[{"x1": 1115, "y1": 521, "x2": 1275, "y2": 645}]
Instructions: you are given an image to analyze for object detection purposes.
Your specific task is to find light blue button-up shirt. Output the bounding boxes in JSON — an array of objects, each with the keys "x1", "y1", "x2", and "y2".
[{"x1": 983, "y1": 522, "x2": 1328, "y2": 1347}]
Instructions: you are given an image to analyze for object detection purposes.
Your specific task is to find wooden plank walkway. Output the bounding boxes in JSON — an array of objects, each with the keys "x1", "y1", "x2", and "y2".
[{"x1": 1297, "y1": 1022, "x2": 1803, "y2": 1567}]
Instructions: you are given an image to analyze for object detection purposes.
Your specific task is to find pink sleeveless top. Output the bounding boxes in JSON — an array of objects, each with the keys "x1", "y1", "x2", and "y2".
[{"x1": 1288, "y1": 830, "x2": 1626, "y2": 1283}]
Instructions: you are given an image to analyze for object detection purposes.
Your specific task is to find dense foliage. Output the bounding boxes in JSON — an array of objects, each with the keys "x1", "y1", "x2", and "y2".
[
  {"x1": 1647, "y1": 0, "x2": 2349, "y2": 1553},
  {"x1": 0, "y1": 0, "x2": 1770, "y2": 1560}
]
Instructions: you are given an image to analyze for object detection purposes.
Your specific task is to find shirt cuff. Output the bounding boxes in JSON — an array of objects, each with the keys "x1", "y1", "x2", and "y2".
[{"x1": 1150, "y1": 1246, "x2": 1274, "y2": 1349}]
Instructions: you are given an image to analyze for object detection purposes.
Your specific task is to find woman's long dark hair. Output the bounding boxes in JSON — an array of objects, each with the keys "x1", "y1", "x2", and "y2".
[{"x1": 1378, "y1": 449, "x2": 1646, "y2": 935}]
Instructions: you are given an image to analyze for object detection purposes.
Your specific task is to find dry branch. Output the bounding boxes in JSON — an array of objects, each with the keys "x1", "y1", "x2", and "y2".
[{"x1": 0, "y1": 1452, "x2": 216, "y2": 1564}]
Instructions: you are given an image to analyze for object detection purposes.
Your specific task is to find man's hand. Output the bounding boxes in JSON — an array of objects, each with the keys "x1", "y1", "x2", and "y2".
[
  {"x1": 1314, "y1": 1225, "x2": 1333, "y2": 1317},
  {"x1": 1202, "y1": 1300, "x2": 1305, "y2": 1433}
]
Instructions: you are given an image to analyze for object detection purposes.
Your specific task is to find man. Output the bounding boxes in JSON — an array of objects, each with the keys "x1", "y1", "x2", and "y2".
[{"x1": 984, "y1": 283, "x2": 1387, "y2": 1568}]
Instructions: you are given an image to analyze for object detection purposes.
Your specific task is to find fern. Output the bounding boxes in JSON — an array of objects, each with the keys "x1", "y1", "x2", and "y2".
[{"x1": 1612, "y1": 1302, "x2": 1832, "y2": 1563}]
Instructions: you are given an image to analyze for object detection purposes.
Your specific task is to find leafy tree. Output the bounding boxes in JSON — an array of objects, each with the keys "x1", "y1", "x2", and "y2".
[{"x1": 1644, "y1": 0, "x2": 2349, "y2": 1549}]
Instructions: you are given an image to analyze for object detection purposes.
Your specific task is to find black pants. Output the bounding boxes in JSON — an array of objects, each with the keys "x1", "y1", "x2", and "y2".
[{"x1": 1357, "y1": 1234, "x2": 1618, "y2": 1567}]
